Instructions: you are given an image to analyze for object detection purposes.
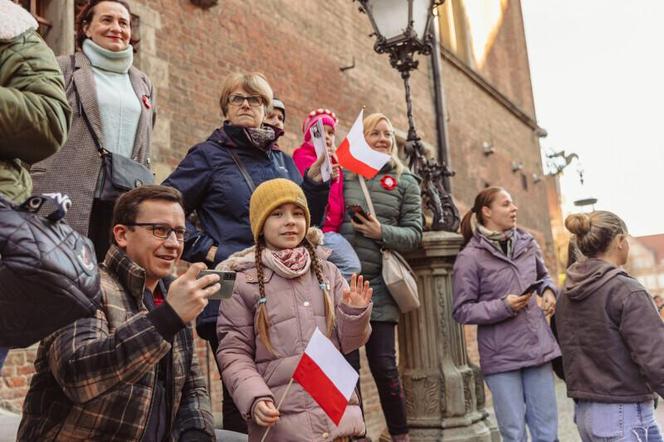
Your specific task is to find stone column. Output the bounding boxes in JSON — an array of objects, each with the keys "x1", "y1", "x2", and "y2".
[
  {"x1": 400, "y1": 231, "x2": 498, "y2": 441},
  {"x1": 44, "y1": 0, "x2": 75, "y2": 56}
]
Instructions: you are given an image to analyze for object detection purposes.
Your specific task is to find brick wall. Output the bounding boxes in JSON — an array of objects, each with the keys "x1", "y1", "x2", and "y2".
[{"x1": 0, "y1": 346, "x2": 37, "y2": 413}]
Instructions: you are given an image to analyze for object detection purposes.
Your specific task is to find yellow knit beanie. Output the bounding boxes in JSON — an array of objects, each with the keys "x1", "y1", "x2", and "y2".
[{"x1": 249, "y1": 178, "x2": 310, "y2": 242}]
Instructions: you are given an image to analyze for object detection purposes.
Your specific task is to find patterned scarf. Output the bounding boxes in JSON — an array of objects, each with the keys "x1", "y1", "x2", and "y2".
[
  {"x1": 224, "y1": 123, "x2": 276, "y2": 152},
  {"x1": 472, "y1": 213, "x2": 515, "y2": 257},
  {"x1": 261, "y1": 247, "x2": 311, "y2": 279}
]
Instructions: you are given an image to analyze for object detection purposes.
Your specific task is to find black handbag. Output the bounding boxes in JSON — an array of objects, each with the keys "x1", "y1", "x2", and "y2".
[
  {"x1": 72, "y1": 54, "x2": 154, "y2": 202},
  {"x1": 0, "y1": 193, "x2": 101, "y2": 348},
  {"x1": 97, "y1": 150, "x2": 154, "y2": 202}
]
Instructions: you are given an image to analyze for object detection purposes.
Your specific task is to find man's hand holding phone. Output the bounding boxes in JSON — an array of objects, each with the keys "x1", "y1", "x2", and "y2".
[{"x1": 167, "y1": 263, "x2": 220, "y2": 323}]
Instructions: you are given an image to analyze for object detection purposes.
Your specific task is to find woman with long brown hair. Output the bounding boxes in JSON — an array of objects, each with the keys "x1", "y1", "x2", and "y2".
[{"x1": 452, "y1": 186, "x2": 560, "y2": 441}]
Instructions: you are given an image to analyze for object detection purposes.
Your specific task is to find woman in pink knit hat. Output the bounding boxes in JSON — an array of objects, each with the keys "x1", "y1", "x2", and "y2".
[{"x1": 293, "y1": 109, "x2": 361, "y2": 279}]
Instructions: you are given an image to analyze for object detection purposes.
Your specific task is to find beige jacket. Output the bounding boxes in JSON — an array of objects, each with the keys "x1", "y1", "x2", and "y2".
[{"x1": 216, "y1": 230, "x2": 372, "y2": 442}]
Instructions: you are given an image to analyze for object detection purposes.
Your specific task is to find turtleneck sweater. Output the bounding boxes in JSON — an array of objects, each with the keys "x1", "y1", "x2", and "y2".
[{"x1": 82, "y1": 39, "x2": 140, "y2": 158}]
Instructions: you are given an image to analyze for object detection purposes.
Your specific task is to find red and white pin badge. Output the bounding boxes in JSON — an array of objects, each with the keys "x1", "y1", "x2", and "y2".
[
  {"x1": 142, "y1": 95, "x2": 152, "y2": 109},
  {"x1": 381, "y1": 175, "x2": 397, "y2": 191}
]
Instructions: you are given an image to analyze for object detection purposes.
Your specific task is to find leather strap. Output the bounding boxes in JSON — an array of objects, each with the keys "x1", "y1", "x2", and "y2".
[
  {"x1": 227, "y1": 148, "x2": 256, "y2": 192},
  {"x1": 71, "y1": 55, "x2": 104, "y2": 157},
  {"x1": 358, "y1": 176, "x2": 376, "y2": 217}
]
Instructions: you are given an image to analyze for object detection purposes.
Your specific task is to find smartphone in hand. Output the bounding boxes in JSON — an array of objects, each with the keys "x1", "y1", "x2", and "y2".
[
  {"x1": 197, "y1": 270, "x2": 236, "y2": 300},
  {"x1": 521, "y1": 279, "x2": 545, "y2": 296},
  {"x1": 347, "y1": 204, "x2": 369, "y2": 223}
]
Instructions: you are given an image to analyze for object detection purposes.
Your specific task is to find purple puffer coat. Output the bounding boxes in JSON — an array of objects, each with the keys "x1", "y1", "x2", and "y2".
[{"x1": 452, "y1": 228, "x2": 561, "y2": 375}]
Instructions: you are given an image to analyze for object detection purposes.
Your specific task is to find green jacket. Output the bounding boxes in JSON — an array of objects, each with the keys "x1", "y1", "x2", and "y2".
[
  {"x1": 340, "y1": 164, "x2": 423, "y2": 322},
  {"x1": 0, "y1": 1, "x2": 71, "y2": 203}
]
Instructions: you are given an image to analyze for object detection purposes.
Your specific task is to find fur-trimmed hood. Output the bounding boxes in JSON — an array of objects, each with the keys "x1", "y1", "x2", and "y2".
[
  {"x1": 215, "y1": 227, "x2": 329, "y2": 272},
  {"x1": 0, "y1": 0, "x2": 38, "y2": 41}
]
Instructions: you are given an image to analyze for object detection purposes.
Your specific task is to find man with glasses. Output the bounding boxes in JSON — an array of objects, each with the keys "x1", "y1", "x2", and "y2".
[{"x1": 18, "y1": 185, "x2": 226, "y2": 441}]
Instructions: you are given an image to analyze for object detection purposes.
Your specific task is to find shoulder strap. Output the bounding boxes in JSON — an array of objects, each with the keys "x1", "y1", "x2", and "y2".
[
  {"x1": 70, "y1": 55, "x2": 104, "y2": 155},
  {"x1": 358, "y1": 176, "x2": 376, "y2": 217},
  {"x1": 227, "y1": 148, "x2": 256, "y2": 192}
]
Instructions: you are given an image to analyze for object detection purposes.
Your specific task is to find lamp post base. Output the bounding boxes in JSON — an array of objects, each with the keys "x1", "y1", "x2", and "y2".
[{"x1": 400, "y1": 231, "x2": 499, "y2": 442}]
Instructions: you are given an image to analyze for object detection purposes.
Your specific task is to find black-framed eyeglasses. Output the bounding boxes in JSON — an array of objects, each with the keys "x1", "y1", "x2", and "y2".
[
  {"x1": 127, "y1": 223, "x2": 186, "y2": 242},
  {"x1": 229, "y1": 94, "x2": 263, "y2": 107}
]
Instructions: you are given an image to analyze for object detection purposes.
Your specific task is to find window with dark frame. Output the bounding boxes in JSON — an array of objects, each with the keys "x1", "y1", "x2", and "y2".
[{"x1": 12, "y1": 0, "x2": 52, "y2": 36}]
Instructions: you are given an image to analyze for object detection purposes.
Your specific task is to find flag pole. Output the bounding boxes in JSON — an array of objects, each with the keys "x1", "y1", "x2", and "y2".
[{"x1": 259, "y1": 378, "x2": 294, "y2": 442}]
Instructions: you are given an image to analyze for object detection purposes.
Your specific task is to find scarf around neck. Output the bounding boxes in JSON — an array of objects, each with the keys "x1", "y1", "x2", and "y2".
[
  {"x1": 82, "y1": 38, "x2": 133, "y2": 73},
  {"x1": 224, "y1": 123, "x2": 277, "y2": 152},
  {"x1": 261, "y1": 247, "x2": 311, "y2": 279},
  {"x1": 472, "y1": 213, "x2": 515, "y2": 257}
]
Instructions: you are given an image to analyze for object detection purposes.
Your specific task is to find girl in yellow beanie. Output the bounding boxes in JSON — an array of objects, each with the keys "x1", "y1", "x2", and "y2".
[{"x1": 216, "y1": 178, "x2": 373, "y2": 441}]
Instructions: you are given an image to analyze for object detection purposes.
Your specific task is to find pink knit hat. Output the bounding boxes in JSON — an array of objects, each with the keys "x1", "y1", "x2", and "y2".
[{"x1": 302, "y1": 108, "x2": 338, "y2": 142}]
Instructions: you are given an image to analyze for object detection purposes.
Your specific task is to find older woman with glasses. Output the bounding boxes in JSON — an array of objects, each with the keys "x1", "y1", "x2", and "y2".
[{"x1": 163, "y1": 71, "x2": 329, "y2": 434}]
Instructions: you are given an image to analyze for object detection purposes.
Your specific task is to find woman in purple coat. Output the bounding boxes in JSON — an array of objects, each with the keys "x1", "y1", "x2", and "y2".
[{"x1": 452, "y1": 187, "x2": 560, "y2": 442}]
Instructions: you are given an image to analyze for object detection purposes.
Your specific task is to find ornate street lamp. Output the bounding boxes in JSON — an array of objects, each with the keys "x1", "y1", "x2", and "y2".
[{"x1": 355, "y1": 0, "x2": 459, "y2": 231}]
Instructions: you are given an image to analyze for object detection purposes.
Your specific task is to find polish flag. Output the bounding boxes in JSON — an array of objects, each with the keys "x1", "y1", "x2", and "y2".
[
  {"x1": 336, "y1": 109, "x2": 391, "y2": 179},
  {"x1": 292, "y1": 328, "x2": 359, "y2": 425}
]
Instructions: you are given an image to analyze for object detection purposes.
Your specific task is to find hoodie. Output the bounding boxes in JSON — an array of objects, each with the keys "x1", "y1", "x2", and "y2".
[{"x1": 556, "y1": 258, "x2": 664, "y2": 402}]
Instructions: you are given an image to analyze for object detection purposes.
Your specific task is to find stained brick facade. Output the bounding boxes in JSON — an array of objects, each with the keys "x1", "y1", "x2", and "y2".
[{"x1": 1, "y1": 1, "x2": 556, "y2": 440}]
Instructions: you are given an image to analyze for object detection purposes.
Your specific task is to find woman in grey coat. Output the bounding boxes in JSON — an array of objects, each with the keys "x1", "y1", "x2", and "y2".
[
  {"x1": 31, "y1": 0, "x2": 156, "y2": 261},
  {"x1": 339, "y1": 112, "x2": 423, "y2": 442},
  {"x1": 452, "y1": 186, "x2": 560, "y2": 442}
]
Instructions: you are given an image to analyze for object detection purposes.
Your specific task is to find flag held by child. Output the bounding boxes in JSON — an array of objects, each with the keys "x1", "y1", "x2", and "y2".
[
  {"x1": 336, "y1": 109, "x2": 391, "y2": 179},
  {"x1": 292, "y1": 327, "x2": 359, "y2": 425}
]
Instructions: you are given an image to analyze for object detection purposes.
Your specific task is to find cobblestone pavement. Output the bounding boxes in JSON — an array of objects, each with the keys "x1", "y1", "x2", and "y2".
[
  {"x1": 0, "y1": 409, "x2": 19, "y2": 442},
  {"x1": 553, "y1": 378, "x2": 581, "y2": 442}
]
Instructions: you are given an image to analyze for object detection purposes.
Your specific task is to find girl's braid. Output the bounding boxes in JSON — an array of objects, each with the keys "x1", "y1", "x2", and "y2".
[
  {"x1": 303, "y1": 239, "x2": 336, "y2": 337},
  {"x1": 254, "y1": 241, "x2": 276, "y2": 354}
]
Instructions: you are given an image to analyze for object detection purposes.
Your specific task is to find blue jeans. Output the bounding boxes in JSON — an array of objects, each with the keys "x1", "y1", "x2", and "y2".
[
  {"x1": 575, "y1": 400, "x2": 663, "y2": 442},
  {"x1": 0, "y1": 347, "x2": 8, "y2": 370},
  {"x1": 484, "y1": 362, "x2": 558, "y2": 442},
  {"x1": 323, "y1": 232, "x2": 361, "y2": 280}
]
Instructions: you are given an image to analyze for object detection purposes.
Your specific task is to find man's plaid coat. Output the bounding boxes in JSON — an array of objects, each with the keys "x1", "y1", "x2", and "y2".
[{"x1": 17, "y1": 246, "x2": 215, "y2": 441}]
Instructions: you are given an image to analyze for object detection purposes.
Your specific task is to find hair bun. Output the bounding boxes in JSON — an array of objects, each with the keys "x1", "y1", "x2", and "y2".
[{"x1": 565, "y1": 213, "x2": 592, "y2": 236}]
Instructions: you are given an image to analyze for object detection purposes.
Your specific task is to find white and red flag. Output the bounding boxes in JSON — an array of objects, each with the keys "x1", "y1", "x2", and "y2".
[
  {"x1": 336, "y1": 109, "x2": 391, "y2": 179},
  {"x1": 292, "y1": 328, "x2": 359, "y2": 425}
]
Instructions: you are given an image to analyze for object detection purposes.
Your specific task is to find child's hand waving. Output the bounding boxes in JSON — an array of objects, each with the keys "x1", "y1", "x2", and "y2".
[{"x1": 342, "y1": 274, "x2": 373, "y2": 308}]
